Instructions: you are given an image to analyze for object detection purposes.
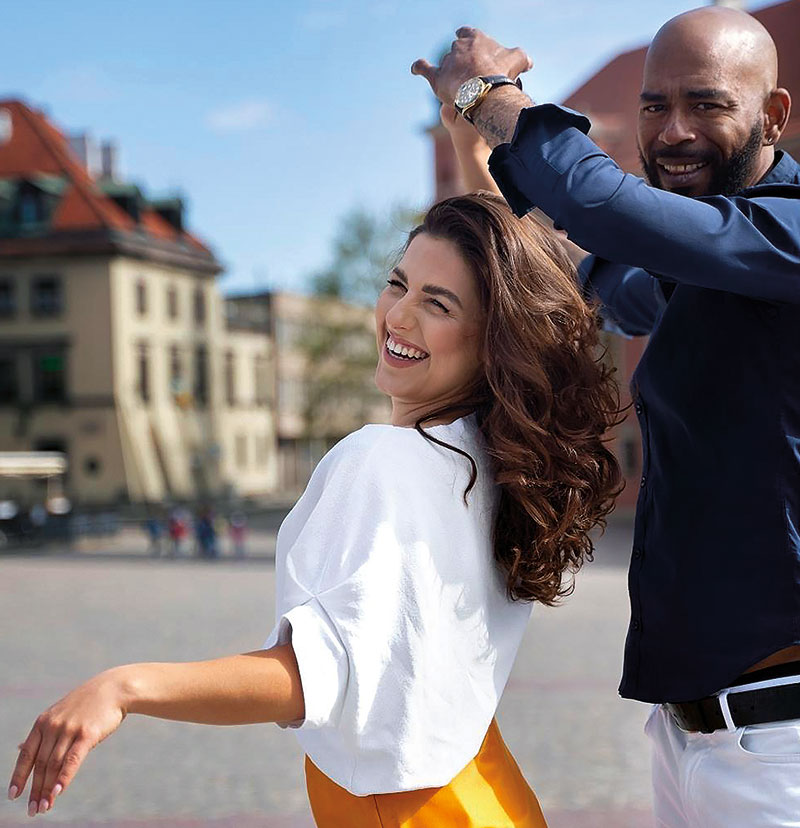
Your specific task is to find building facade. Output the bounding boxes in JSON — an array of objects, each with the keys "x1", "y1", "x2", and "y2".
[
  {"x1": 226, "y1": 290, "x2": 390, "y2": 492},
  {"x1": 0, "y1": 100, "x2": 278, "y2": 506}
]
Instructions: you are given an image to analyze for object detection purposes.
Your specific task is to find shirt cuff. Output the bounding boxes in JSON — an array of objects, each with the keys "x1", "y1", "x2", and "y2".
[
  {"x1": 263, "y1": 599, "x2": 349, "y2": 730},
  {"x1": 489, "y1": 104, "x2": 592, "y2": 218}
]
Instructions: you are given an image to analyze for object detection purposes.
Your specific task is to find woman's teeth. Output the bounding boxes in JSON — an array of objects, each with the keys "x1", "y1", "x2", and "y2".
[{"x1": 386, "y1": 335, "x2": 428, "y2": 360}]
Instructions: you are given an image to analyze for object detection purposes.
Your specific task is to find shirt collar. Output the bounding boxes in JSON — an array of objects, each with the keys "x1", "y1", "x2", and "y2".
[{"x1": 759, "y1": 150, "x2": 800, "y2": 186}]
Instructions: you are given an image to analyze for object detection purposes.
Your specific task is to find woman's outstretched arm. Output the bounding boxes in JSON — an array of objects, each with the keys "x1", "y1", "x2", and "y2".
[{"x1": 8, "y1": 644, "x2": 303, "y2": 817}]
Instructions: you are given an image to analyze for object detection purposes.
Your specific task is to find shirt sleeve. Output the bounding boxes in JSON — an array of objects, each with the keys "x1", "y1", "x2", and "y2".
[
  {"x1": 263, "y1": 430, "x2": 479, "y2": 733},
  {"x1": 490, "y1": 104, "x2": 800, "y2": 305},
  {"x1": 579, "y1": 255, "x2": 664, "y2": 336}
]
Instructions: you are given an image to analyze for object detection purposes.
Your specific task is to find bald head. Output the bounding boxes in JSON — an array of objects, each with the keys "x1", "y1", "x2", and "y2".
[
  {"x1": 637, "y1": 5, "x2": 791, "y2": 197},
  {"x1": 648, "y1": 6, "x2": 778, "y2": 100}
]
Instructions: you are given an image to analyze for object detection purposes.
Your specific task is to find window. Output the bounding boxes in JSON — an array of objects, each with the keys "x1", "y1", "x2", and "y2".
[
  {"x1": 169, "y1": 345, "x2": 183, "y2": 393},
  {"x1": 254, "y1": 354, "x2": 269, "y2": 406},
  {"x1": 0, "y1": 354, "x2": 18, "y2": 403},
  {"x1": 19, "y1": 191, "x2": 41, "y2": 225},
  {"x1": 224, "y1": 351, "x2": 236, "y2": 407},
  {"x1": 621, "y1": 436, "x2": 640, "y2": 478},
  {"x1": 194, "y1": 345, "x2": 208, "y2": 406},
  {"x1": 193, "y1": 286, "x2": 206, "y2": 326},
  {"x1": 137, "y1": 344, "x2": 150, "y2": 403},
  {"x1": 33, "y1": 351, "x2": 66, "y2": 403},
  {"x1": 0, "y1": 277, "x2": 16, "y2": 317},
  {"x1": 235, "y1": 434, "x2": 248, "y2": 468},
  {"x1": 84, "y1": 457, "x2": 101, "y2": 476},
  {"x1": 167, "y1": 285, "x2": 178, "y2": 320},
  {"x1": 135, "y1": 279, "x2": 147, "y2": 316},
  {"x1": 31, "y1": 276, "x2": 63, "y2": 316}
]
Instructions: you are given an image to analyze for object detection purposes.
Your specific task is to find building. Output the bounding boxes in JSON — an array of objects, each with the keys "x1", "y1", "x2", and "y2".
[
  {"x1": 0, "y1": 99, "x2": 278, "y2": 506},
  {"x1": 226, "y1": 291, "x2": 390, "y2": 491},
  {"x1": 425, "y1": 0, "x2": 798, "y2": 512}
]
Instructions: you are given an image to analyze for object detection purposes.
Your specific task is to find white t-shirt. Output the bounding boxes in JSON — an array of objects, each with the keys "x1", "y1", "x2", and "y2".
[{"x1": 263, "y1": 415, "x2": 533, "y2": 795}]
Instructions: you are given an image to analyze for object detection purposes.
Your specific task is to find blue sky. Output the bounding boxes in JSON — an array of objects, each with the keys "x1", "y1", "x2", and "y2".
[{"x1": 0, "y1": 0, "x2": 776, "y2": 294}]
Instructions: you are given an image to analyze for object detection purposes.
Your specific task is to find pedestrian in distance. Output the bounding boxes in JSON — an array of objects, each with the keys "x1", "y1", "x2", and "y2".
[
  {"x1": 229, "y1": 511, "x2": 247, "y2": 558},
  {"x1": 8, "y1": 193, "x2": 623, "y2": 825},
  {"x1": 412, "y1": 7, "x2": 800, "y2": 826},
  {"x1": 144, "y1": 511, "x2": 164, "y2": 558},
  {"x1": 166, "y1": 507, "x2": 189, "y2": 558}
]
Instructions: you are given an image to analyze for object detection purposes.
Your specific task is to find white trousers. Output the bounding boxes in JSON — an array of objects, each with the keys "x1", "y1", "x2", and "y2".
[{"x1": 647, "y1": 702, "x2": 800, "y2": 827}]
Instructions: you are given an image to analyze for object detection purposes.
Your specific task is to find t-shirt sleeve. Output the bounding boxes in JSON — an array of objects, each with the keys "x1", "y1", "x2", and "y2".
[{"x1": 263, "y1": 429, "x2": 473, "y2": 732}]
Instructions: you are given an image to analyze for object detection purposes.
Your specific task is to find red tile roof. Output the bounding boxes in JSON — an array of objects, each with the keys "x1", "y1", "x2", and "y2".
[
  {"x1": 0, "y1": 99, "x2": 217, "y2": 267},
  {"x1": 562, "y1": 0, "x2": 800, "y2": 171}
]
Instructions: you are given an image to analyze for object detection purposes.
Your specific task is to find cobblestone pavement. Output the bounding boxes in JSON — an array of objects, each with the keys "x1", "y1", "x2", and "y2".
[{"x1": 0, "y1": 520, "x2": 652, "y2": 827}]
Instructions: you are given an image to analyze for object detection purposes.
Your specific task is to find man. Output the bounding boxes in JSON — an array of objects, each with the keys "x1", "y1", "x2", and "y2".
[{"x1": 413, "y1": 6, "x2": 800, "y2": 827}]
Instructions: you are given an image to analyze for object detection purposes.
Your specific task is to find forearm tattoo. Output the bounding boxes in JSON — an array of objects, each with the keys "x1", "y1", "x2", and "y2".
[{"x1": 472, "y1": 87, "x2": 532, "y2": 149}]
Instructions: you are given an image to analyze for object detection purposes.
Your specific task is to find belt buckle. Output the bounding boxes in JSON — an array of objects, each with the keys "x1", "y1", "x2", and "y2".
[{"x1": 714, "y1": 688, "x2": 738, "y2": 732}]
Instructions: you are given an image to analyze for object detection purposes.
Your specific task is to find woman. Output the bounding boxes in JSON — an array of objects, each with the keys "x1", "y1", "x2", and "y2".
[{"x1": 8, "y1": 193, "x2": 622, "y2": 826}]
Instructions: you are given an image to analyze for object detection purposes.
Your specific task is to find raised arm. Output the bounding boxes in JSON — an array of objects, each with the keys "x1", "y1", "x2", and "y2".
[
  {"x1": 8, "y1": 645, "x2": 303, "y2": 817},
  {"x1": 439, "y1": 103, "x2": 501, "y2": 194}
]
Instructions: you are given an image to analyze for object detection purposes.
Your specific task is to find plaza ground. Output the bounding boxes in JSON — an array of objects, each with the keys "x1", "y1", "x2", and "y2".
[{"x1": 0, "y1": 519, "x2": 652, "y2": 827}]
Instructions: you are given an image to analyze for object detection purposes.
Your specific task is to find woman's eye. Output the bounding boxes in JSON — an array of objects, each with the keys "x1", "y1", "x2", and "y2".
[{"x1": 430, "y1": 299, "x2": 450, "y2": 314}]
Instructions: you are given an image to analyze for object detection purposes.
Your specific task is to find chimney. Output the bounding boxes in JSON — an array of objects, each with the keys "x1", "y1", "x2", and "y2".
[
  {"x1": 68, "y1": 133, "x2": 101, "y2": 177},
  {"x1": 0, "y1": 108, "x2": 12, "y2": 144},
  {"x1": 100, "y1": 140, "x2": 118, "y2": 181}
]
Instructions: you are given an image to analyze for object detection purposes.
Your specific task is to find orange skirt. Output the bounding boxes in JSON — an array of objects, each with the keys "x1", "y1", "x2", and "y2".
[{"x1": 304, "y1": 719, "x2": 548, "y2": 827}]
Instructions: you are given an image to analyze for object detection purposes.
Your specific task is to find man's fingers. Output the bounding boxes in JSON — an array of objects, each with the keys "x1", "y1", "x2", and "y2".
[
  {"x1": 7, "y1": 727, "x2": 41, "y2": 801},
  {"x1": 411, "y1": 58, "x2": 436, "y2": 84}
]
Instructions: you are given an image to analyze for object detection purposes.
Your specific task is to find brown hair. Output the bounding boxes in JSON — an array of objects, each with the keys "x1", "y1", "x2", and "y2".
[{"x1": 409, "y1": 193, "x2": 624, "y2": 605}]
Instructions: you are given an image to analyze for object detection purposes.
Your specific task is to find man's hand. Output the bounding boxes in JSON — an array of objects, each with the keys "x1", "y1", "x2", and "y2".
[{"x1": 412, "y1": 27, "x2": 532, "y2": 105}]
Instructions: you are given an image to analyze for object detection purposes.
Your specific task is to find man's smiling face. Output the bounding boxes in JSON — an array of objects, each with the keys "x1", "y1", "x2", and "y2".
[{"x1": 636, "y1": 8, "x2": 780, "y2": 198}]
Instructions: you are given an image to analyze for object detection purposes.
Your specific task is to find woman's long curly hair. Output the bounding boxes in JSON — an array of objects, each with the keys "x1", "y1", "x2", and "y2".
[{"x1": 409, "y1": 193, "x2": 624, "y2": 605}]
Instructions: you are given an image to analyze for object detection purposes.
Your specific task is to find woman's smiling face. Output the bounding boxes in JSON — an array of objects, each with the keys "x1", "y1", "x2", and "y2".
[{"x1": 374, "y1": 232, "x2": 485, "y2": 426}]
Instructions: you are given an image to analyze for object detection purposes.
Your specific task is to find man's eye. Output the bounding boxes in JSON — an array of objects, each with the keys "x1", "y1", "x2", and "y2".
[
  {"x1": 386, "y1": 279, "x2": 406, "y2": 290},
  {"x1": 642, "y1": 105, "x2": 664, "y2": 114},
  {"x1": 695, "y1": 102, "x2": 720, "y2": 111}
]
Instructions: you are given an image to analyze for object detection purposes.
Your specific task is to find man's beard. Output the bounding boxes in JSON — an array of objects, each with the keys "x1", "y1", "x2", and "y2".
[{"x1": 639, "y1": 121, "x2": 764, "y2": 197}]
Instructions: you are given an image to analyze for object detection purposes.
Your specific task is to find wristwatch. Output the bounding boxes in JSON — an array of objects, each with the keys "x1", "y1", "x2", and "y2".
[{"x1": 454, "y1": 75, "x2": 523, "y2": 123}]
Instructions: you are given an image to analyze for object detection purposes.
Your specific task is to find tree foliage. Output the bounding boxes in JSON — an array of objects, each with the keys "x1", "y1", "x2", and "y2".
[{"x1": 298, "y1": 203, "x2": 422, "y2": 438}]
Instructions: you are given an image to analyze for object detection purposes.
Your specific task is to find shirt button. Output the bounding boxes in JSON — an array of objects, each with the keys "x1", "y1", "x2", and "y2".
[
  {"x1": 633, "y1": 547, "x2": 643, "y2": 560},
  {"x1": 640, "y1": 476, "x2": 647, "y2": 487},
  {"x1": 632, "y1": 619, "x2": 641, "y2": 631},
  {"x1": 635, "y1": 403, "x2": 643, "y2": 415}
]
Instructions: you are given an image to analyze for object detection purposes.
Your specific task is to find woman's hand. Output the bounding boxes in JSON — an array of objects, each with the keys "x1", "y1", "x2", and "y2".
[{"x1": 8, "y1": 668, "x2": 127, "y2": 816}]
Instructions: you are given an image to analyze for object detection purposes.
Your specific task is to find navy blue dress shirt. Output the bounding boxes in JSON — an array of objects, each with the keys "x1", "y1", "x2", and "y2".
[{"x1": 489, "y1": 104, "x2": 800, "y2": 703}]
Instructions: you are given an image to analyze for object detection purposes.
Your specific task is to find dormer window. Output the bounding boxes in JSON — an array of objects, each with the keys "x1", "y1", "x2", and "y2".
[{"x1": 19, "y1": 190, "x2": 41, "y2": 225}]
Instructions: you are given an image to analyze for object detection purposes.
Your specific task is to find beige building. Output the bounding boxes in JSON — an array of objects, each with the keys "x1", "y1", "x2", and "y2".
[
  {"x1": 225, "y1": 290, "x2": 390, "y2": 491},
  {"x1": 0, "y1": 99, "x2": 277, "y2": 506}
]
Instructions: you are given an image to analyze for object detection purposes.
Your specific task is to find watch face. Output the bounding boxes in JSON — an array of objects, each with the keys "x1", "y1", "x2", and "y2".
[{"x1": 455, "y1": 77, "x2": 486, "y2": 108}]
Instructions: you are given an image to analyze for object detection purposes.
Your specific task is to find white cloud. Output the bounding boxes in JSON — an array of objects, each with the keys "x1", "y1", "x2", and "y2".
[{"x1": 205, "y1": 99, "x2": 272, "y2": 134}]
